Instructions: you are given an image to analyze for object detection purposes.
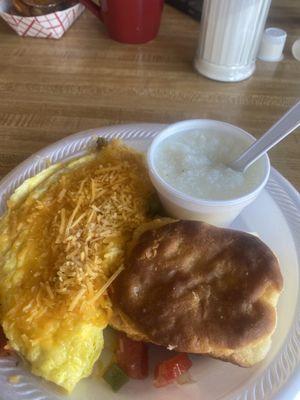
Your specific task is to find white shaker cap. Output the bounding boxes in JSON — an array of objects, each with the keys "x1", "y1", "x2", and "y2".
[
  {"x1": 258, "y1": 27, "x2": 287, "y2": 62},
  {"x1": 291, "y1": 38, "x2": 300, "y2": 61}
]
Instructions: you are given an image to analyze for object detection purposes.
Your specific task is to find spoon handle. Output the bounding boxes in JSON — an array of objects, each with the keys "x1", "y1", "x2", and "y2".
[{"x1": 231, "y1": 100, "x2": 300, "y2": 172}]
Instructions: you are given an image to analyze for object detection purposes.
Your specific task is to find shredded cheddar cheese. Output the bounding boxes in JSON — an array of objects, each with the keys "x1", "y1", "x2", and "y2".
[
  {"x1": 8, "y1": 375, "x2": 21, "y2": 384},
  {"x1": 0, "y1": 140, "x2": 156, "y2": 337}
]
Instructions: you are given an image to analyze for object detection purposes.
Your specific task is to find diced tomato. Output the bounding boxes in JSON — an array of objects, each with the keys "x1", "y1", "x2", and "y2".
[
  {"x1": 116, "y1": 332, "x2": 148, "y2": 379},
  {"x1": 0, "y1": 326, "x2": 10, "y2": 356},
  {"x1": 154, "y1": 354, "x2": 192, "y2": 388}
]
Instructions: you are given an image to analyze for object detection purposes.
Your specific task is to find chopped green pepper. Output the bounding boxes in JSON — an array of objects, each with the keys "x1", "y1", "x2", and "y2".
[
  {"x1": 96, "y1": 137, "x2": 109, "y2": 150},
  {"x1": 148, "y1": 193, "x2": 165, "y2": 217},
  {"x1": 103, "y1": 363, "x2": 129, "y2": 392}
]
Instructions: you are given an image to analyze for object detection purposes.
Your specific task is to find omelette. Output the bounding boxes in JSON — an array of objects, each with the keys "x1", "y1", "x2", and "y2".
[{"x1": 0, "y1": 140, "x2": 156, "y2": 392}]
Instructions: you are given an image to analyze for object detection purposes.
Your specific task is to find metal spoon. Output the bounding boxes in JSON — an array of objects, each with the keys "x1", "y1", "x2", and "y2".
[{"x1": 230, "y1": 100, "x2": 300, "y2": 172}]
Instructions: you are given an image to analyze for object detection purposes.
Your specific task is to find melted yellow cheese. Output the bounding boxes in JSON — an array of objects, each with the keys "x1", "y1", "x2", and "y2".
[{"x1": 0, "y1": 140, "x2": 156, "y2": 391}]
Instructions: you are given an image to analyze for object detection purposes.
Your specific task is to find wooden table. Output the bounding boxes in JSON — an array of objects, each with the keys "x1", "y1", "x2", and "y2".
[{"x1": 0, "y1": 0, "x2": 299, "y2": 189}]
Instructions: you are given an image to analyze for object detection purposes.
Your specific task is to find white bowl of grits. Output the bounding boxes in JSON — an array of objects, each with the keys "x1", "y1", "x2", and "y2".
[{"x1": 147, "y1": 119, "x2": 270, "y2": 226}]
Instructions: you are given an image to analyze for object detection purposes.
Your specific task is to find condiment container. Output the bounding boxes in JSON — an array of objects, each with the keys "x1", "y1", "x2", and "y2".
[
  {"x1": 292, "y1": 38, "x2": 300, "y2": 61},
  {"x1": 147, "y1": 120, "x2": 270, "y2": 227},
  {"x1": 258, "y1": 27, "x2": 287, "y2": 62},
  {"x1": 195, "y1": 0, "x2": 272, "y2": 82}
]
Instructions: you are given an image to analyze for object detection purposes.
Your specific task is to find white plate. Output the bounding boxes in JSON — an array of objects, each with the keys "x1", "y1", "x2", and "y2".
[{"x1": 0, "y1": 124, "x2": 299, "y2": 400}]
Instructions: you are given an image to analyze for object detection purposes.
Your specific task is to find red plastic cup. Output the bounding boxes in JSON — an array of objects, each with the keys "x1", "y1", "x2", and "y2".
[{"x1": 80, "y1": 0, "x2": 164, "y2": 44}]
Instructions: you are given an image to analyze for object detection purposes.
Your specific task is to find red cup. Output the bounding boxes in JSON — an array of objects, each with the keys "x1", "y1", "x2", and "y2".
[{"x1": 80, "y1": 0, "x2": 164, "y2": 44}]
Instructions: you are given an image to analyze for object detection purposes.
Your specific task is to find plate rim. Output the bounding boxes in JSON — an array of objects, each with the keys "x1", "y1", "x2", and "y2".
[{"x1": 0, "y1": 123, "x2": 299, "y2": 400}]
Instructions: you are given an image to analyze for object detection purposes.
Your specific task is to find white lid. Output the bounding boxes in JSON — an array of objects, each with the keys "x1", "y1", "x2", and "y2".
[
  {"x1": 264, "y1": 27, "x2": 287, "y2": 43},
  {"x1": 292, "y1": 38, "x2": 300, "y2": 61},
  {"x1": 258, "y1": 27, "x2": 287, "y2": 62}
]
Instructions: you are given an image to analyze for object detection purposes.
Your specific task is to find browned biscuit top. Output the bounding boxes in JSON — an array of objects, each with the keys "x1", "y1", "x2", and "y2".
[{"x1": 111, "y1": 221, "x2": 283, "y2": 352}]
